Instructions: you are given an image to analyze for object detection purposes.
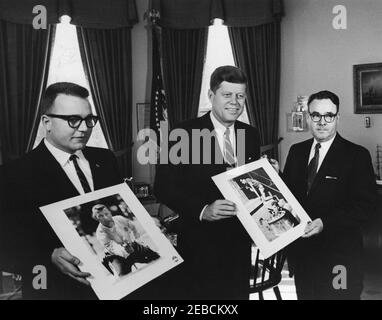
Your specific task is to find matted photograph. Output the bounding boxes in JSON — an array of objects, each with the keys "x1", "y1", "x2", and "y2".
[
  {"x1": 212, "y1": 158, "x2": 311, "y2": 258},
  {"x1": 39, "y1": 183, "x2": 183, "y2": 300}
]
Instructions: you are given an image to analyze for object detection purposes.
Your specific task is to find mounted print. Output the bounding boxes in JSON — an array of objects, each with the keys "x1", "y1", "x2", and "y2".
[
  {"x1": 39, "y1": 183, "x2": 183, "y2": 300},
  {"x1": 354, "y1": 62, "x2": 382, "y2": 114},
  {"x1": 212, "y1": 158, "x2": 311, "y2": 259}
]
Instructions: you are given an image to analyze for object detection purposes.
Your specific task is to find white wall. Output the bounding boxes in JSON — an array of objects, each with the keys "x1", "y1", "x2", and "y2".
[{"x1": 279, "y1": 0, "x2": 382, "y2": 170}]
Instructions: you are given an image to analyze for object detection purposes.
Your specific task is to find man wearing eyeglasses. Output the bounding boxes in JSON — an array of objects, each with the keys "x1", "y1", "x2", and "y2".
[
  {"x1": 283, "y1": 90, "x2": 377, "y2": 300},
  {"x1": 0, "y1": 82, "x2": 122, "y2": 299}
]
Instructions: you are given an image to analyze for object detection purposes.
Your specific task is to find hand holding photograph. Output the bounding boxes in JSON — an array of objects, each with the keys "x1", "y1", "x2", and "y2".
[
  {"x1": 212, "y1": 158, "x2": 311, "y2": 258},
  {"x1": 39, "y1": 183, "x2": 183, "y2": 300}
]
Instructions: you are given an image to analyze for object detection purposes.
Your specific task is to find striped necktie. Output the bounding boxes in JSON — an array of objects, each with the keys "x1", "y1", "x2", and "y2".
[
  {"x1": 69, "y1": 154, "x2": 92, "y2": 193},
  {"x1": 307, "y1": 143, "x2": 321, "y2": 193},
  {"x1": 224, "y1": 128, "x2": 236, "y2": 167}
]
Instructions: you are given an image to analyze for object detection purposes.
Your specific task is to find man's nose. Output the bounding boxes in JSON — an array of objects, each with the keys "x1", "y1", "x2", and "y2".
[
  {"x1": 230, "y1": 95, "x2": 238, "y2": 104},
  {"x1": 78, "y1": 120, "x2": 89, "y2": 131}
]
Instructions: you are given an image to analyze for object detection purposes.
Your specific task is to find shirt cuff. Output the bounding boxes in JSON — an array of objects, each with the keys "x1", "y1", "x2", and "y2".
[{"x1": 199, "y1": 205, "x2": 208, "y2": 221}]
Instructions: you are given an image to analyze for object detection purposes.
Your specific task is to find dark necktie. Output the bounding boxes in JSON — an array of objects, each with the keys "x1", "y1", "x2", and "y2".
[
  {"x1": 69, "y1": 154, "x2": 92, "y2": 193},
  {"x1": 307, "y1": 143, "x2": 321, "y2": 193},
  {"x1": 224, "y1": 128, "x2": 236, "y2": 167}
]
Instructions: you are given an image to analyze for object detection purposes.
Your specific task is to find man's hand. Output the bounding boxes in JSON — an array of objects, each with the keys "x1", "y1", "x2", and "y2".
[
  {"x1": 202, "y1": 200, "x2": 237, "y2": 222},
  {"x1": 261, "y1": 155, "x2": 280, "y2": 173},
  {"x1": 302, "y1": 218, "x2": 323, "y2": 238},
  {"x1": 51, "y1": 247, "x2": 91, "y2": 285}
]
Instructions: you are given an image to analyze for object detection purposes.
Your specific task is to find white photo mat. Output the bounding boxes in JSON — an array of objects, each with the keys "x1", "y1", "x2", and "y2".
[
  {"x1": 39, "y1": 183, "x2": 183, "y2": 300},
  {"x1": 212, "y1": 158, "x2": 311, "y2": 259}
]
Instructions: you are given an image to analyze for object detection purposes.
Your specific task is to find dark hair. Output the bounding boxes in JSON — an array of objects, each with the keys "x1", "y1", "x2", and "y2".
[
  {"x1": 307, "y1": 90, "x2": 340, "y2": 113},
  {"x1": 210, "y1": 66, "x2": 247, "y2": 93},
  {"x1": 40, "y1": 82, "x2": 89, "y2": 114}
]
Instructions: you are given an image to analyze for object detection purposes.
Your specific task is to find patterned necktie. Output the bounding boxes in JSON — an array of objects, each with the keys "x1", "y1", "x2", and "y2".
[
  {"x1": 224, "y1": 128, "x2": 236, "y2": 167},
  {"x1": 69, "y1": 154, "x2": 92, "y2": 193},
  {"x1": 307, "y1": 143, "x2": 321, "y2": 193}
]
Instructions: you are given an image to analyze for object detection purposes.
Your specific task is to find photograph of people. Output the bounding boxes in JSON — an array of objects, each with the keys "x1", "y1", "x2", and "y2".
[{"x1": 91, "y1": 203, "x2": 160, "y2": 278}]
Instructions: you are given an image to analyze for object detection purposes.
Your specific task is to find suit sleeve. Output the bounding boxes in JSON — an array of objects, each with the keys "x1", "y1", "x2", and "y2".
[
  {"x1": 321, "y1": 147, "x2": 377, "y2": 232},
  {"x1": 154, "y1": 155, "x2": 206, "y2": 227},
  {"x1": 281, "y1": 144, "x2": 295, "y2": 187}
]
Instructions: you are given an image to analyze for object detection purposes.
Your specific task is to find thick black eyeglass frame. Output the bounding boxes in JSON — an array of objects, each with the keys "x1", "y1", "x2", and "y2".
[
  {"x1": 46, "y1": 114, "x2": 99, "y2": 128},
  {"x1": 309, "y1": 112, "x2": 338, "y2": 123}
]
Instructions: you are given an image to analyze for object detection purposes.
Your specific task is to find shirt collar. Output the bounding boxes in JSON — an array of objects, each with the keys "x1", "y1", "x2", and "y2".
[
  {"x1": 210, "y1": 111, "x2": 235, "y2": 134},
  {"x1": 312, "y1": 133, "x2": 336, "y2": 150},
  {"x1": 44, "y1": 139, "x2": 85, "y2": 167}
]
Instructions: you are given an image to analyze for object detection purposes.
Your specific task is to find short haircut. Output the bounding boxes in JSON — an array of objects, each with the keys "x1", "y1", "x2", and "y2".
[
  {"x1": 91, "y1": 204, "x2": 107, "y2": 221},
  {"x1": 40, "y1": 82, "x2": 89, "y2": 114},
  {"x1": 210, "y1": 66, "x2": 247, "y2": 93},
  {"x1": 308, "y1": 90, "x2": 340, "y2": 113}
]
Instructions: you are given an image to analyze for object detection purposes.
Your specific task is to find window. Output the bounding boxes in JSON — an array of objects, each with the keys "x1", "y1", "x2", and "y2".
[
  {"x1": 33, "y1": 16, "x2": 108, "y2": 149},
  {"x1": 198, "y1": 19, "x2": 249, "y2": 124}
]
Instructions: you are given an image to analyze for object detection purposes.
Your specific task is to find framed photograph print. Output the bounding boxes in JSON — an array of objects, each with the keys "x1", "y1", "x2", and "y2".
[
  {"x1": 354, "y1": 62, "x2": 382, "y2": 113},
  {"x1": 212, "y1": 158, "x2": 311, "y2": 259},
  {"x1": 39, "y1": 183, "x2": 183, "y2": 300}
]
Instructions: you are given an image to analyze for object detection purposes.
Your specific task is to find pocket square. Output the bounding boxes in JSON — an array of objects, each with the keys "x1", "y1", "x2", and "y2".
[{"x1": 325, "y1": 175, "x2": 338, "y2": 180}]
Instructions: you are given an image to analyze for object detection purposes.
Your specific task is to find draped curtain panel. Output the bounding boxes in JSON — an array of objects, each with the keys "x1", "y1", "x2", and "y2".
[
  {"x1": 0, "y1": 20, "x2": 55, "y2": 163},
  {"x1": 160, "y1": 27, "x2": 208, "y2": 127},
  {"x1": 151, "y1": 0, "x2": 283, "y2": 28},
  {"x1": 228, "y1": 22, "x2": 281, "y2": 155},
  {"x1": 0, "y1": 0, "x2": 138, "y2": 28},
  {"x1": 77, "y1": 26, "x2": 134, "y2": 177}
]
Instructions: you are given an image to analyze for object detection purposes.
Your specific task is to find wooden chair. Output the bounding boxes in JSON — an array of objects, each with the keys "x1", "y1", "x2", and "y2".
[{"x1": 250, "y1": 247, "x2": 287, "y2": 300}]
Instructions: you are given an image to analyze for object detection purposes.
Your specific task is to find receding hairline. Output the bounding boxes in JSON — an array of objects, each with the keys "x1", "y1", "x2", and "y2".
[{"x1": 48, "y1": 93, "x2": 91, "y2": 113}]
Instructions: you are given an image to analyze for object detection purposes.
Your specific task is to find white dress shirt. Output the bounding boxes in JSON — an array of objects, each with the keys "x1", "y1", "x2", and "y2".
[
  {"x1": 308, "y1": 134, "x2": 336, "y2": 171},
  {"x1": 210, "y1": 111, "x2": 237, "y2": 163},
  {"x1": 44, "y1": 139, "x2": 94, "y2": 194},
  {"x1": 199, "y1": 112, "x2": 237, "y2": 221}
]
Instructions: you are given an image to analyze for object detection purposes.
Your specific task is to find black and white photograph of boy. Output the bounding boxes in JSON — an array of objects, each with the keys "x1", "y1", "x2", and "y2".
[{"x1": 64, "y1": 194, "x2": 160, "y2": 280}]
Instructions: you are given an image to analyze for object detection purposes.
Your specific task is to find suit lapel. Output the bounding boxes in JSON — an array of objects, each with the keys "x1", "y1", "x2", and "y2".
[
  {"x1": 36, "y1": 142, "x2": 80, "y2": 198},
  {"x1": 200, "y1": 112, "x2": 224, "y2": 166}
]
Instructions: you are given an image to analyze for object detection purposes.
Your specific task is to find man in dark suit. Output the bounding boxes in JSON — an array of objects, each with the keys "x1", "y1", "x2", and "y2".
[
  {"x1": 283, "y1": 90, "x2": 377, "y2": 300},
  {"x1": 0, "y1": 82, "x2": 121, "y2": 299},
  {"x1": 154, "y1": 66, "x2": 261, "y2": 299}
]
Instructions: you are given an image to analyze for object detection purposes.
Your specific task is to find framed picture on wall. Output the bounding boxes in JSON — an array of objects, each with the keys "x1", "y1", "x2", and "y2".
[{"x1": 354, "y1": 63, "x2": 382, "y2": 114}]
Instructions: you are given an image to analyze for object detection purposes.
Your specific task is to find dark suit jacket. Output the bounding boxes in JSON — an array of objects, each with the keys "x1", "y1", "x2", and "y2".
[
  {"x1": 283, "y1": 134, "x2": 377, "y2": 286},
  {"x1": 0, "y1": 141, "x2": 121, "y2": 299},
  {"x1": 154, "y1": 112, "x2": 260, "y2": 299}
]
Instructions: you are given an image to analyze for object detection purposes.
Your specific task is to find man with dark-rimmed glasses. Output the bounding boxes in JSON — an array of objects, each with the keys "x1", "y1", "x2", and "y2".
[
  {"x1": 283, "y1": 90, "x2": 377, "y2": 300},
  {"x1": 0, "y1": 82, "x2": 122, "y2": 299}
]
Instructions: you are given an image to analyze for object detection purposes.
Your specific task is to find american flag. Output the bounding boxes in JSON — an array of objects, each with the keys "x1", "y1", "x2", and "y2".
[{"x1": 150, "y1": 27, "x2": 167, "y2": 139}]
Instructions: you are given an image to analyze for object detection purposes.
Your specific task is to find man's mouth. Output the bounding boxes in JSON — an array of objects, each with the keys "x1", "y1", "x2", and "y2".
[{"x1": 225, "y1": 108, "x2": 239, "y2": 113}]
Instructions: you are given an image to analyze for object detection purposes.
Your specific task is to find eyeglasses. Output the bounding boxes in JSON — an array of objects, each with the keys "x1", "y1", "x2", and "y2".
[
  {"x1": 309, "y1": 112, "x2": 338, "y2": 123},
  {"x1": 46, "y1": 114, "x2": 99, "y2": 129}
]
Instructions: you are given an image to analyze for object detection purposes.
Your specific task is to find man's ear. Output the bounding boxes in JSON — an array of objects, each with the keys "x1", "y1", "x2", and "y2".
[
  {"x1": 41, "y1": 115, "x2": 51, "y2": 132},
  {"x1": 208, "y1": 89, "x2": 214, "y2": 103}
]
